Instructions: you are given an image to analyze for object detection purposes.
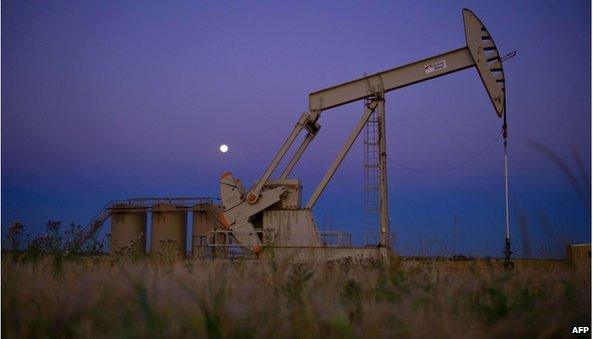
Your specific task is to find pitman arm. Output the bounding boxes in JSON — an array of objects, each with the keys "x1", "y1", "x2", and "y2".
[{"x1": 245, "y1": 110, "x2": 320, "y2": 204}]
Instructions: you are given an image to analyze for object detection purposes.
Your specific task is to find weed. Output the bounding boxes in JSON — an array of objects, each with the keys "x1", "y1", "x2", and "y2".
[{"x1": 1, "y1": 257, "x2": 589, "y2": 338}]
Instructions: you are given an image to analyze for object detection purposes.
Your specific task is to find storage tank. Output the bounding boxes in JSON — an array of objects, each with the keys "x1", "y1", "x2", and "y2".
[
  {"x1": 110, "y1": 205, "x2": 147, "y2": 255},
  {"x1": 192, "y1": 203, "x2": 224, "y2": 255},
  {"x1": 151, "y1": 204, "x2": 187, "y2": 257}
]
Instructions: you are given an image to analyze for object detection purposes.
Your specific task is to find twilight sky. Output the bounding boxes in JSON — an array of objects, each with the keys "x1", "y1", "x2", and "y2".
[{"x1": 2, "y1": 0, "x2": 591, "y2": 257}]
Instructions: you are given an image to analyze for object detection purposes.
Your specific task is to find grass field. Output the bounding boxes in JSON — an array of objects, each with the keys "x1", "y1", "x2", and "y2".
[{"x1": 1, "y1": 255, "x2": 590, "y2": 338}]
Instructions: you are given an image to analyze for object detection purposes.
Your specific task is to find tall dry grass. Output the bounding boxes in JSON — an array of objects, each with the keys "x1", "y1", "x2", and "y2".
[{"x1": 2, "y1": 256, "x2": 589, "y2": 338}]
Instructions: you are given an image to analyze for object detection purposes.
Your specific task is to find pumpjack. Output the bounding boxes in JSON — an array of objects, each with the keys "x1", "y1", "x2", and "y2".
[
  {"x1": 218, "y1": 9, "x2": 512, "y2": 263},
  {"x1": 72, "y1": 9, "x2": 513, "y2": 264}
]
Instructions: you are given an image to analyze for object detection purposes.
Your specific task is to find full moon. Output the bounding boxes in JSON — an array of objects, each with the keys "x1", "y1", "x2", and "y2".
[{"x1": 219, "y1": 144, "x2": 229, "y2": 153}]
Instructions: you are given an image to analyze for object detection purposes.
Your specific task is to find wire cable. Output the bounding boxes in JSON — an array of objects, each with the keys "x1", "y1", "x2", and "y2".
[{"x1": 388, "y1": 135, "x2": 501, "y2": 174}]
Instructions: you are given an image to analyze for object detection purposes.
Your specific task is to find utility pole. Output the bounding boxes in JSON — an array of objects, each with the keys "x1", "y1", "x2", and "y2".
[{"x1": 377, "y1": 93, "x2": 390, "y2": 248}]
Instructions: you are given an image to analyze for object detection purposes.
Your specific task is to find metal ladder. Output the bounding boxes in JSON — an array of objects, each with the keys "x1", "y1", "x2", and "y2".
[{"x1": 364, "y1": 99, "x2": 380, "y2": 246}]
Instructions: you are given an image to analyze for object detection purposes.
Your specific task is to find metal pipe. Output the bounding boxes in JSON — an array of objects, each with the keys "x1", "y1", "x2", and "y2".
[{"x1": 504, "y1": 143, "x2": 510, "y2": 239}]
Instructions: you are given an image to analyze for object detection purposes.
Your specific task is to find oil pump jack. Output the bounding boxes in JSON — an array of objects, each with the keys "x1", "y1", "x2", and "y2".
[
  {"x1": 69, "y1": 9, "x2": 513, "y2": 264},
  {"x1": 219, "y1": 9, "x2": 513, "y2": 264}
]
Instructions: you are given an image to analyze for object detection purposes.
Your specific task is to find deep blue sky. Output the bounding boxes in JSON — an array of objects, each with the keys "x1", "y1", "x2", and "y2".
[{"x1": 2, "y1": 1, "x2": 590, "y2": 257}]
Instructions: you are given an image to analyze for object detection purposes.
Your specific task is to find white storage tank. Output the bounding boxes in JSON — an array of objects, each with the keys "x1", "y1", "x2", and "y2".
[
  {"x1": 151, "y1": 204, "x2": 187, "y2": 257},
  {"x1": 110, "y1": 205, "x2": 147, "y2": 254}
]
